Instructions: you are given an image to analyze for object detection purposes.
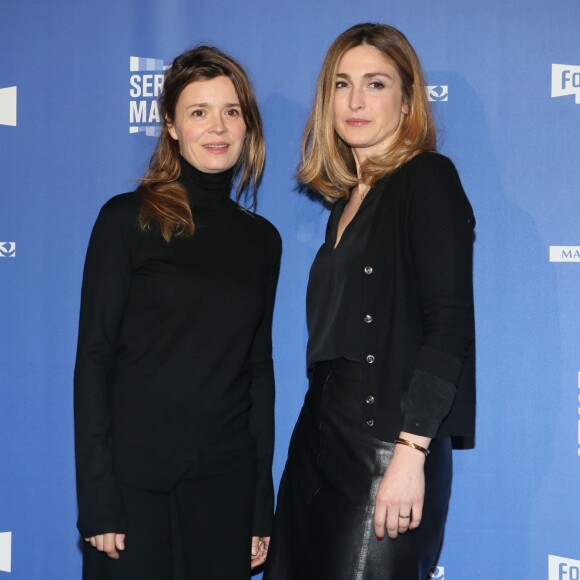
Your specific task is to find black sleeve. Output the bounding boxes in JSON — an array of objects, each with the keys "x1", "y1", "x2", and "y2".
[
  {"x1": 74, "y1": 199, "x2": 133, "y2": 537},
  {"x1": 400, "y1": 154, "x2": 475, "y2": 437},
  {"x1": 248, "y1": 227, "x2": 282, "y2": 536}
]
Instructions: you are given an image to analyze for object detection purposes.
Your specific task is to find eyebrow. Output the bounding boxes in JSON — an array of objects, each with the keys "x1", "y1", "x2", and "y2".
[
  {"x1": 336, "y1": 72, "x2": 392, "y2": 80},
  {"x1": 185, "y1": 102, "x2": 241, "y2": 109}
]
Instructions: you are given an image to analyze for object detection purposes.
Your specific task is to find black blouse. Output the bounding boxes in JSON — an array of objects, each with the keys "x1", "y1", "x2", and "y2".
[{"x1": 306, "y1": 187, "x2": 381, "y2": 367}]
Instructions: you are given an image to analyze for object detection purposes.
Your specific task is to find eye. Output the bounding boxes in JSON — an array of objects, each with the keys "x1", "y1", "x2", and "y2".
[
  {"x1": 190, "y1": 109, "x2": 205, "y2": 117},
  {"x1": 226, "y1": 108, "x2": 241, "y2": 117},
  {"x1": 369, "y1": 81, "x2": 385, "y2": 89},
  {"x1": 335, "y1": 80, "x2": 348, "y2": 89}
]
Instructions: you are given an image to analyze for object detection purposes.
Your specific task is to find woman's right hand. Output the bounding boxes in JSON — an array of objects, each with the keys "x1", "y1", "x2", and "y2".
[{"x1": 84, "y1": 533, "x2": 125, "y2": 559}]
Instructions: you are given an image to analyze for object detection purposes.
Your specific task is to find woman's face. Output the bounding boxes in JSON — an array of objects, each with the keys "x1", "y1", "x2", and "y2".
[
  {"x1": 333, "y1": 45, "x2": 408, "y2": 168},
  {"x1": 168, "y1": 75, "x2": 247, "y2": 173}
]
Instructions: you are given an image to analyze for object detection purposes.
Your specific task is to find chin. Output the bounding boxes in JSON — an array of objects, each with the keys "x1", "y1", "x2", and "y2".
[
  {"x1": 343, "y1": 139, "x2": 372, "y2": 150},
  {"x1": 339, "y1": 133, "x2": 370, "y2": 147},
  {"x1": 202, "y1": 159, "x2": 235, "y2": 173}
]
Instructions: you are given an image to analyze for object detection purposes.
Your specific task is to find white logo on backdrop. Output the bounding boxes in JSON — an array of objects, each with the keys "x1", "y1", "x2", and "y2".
[
  {"x1": 429, "y1": 565, "x2": 445, "y2": 579},
  {"x1": 426, "y1": 85, "x2": 448, "y2": 102},
  {"x1": 552, "y1": 64, "x2": 580, "y2": 104},
  {"x1": 0, "y1": 242, "x2": 16, "y2": 258},
  {"x1": 0, "y1": 532, "x2": 12, "y2": 573},
  {"x1": 549, "y1": 555, "x2": 580, "y2": 580},
  {"x1": 549, "y1": 246, "x2": 580, "y2": 262},
  {"x1": 0, "y1": 86, "x2": 17, "y2": 126},
  {"x1": 129, "y1": 56, "x2": 168, "y2": 137}
]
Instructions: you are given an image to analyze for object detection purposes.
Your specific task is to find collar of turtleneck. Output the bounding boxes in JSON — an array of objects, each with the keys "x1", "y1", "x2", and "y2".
[{"x1": 178, "y1": 155, "x2": 236, "y2": 210}]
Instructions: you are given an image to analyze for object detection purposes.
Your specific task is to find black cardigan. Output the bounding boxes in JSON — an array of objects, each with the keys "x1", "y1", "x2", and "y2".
[
  {"x1": 74, "y1": 165, "x2": 281, "y2": 538},
  {"x1": 355, "y1": 152, "x2": 476, "y2": 442}
]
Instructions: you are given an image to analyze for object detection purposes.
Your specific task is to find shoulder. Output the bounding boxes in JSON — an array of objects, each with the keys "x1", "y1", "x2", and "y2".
[
  {"x1": 89, "y1": 192, "x2": 141, "y2": 245},
  {"x1": 95, "y1": 192, "x2": 141, "y2": 229},
  {"x1": 405, "y1": 151, "x2": 460, "y2": 182},
  {"x1": 403, "y1": 153, "x2": 474, "y2": 222},
  {"x1": 236, "y1": 209, "x2": 282, "y2": 252},
  {"x1": 99, "y1": 192, "x2": 141, "y2": 218},
  {"x1": 404, "y1": 152, "x2": 467, "y2": 204},
  {"x1": 381, "y1": 152, "x2": 462, "y2": 201}
]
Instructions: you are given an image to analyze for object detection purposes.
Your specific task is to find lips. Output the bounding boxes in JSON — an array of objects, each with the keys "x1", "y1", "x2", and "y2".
[
  {"x1": 345, "y1": 118, "x2": 370, "y2": 126},
  {"x1": 203, "y1": 143, "x2": 230, "y2": 153}
]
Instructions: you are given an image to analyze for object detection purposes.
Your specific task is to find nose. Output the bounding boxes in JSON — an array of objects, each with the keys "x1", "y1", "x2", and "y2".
[
  {"x1": 209, "y1": 113, "x2": 226, "y2": 134},
  {"x1": 348, "y1": 84, "x2": 365, "y2": 111}
]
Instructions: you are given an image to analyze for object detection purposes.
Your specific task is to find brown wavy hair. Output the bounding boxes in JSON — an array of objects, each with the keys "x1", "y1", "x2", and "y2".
[
  {"x1": 138, "y1": 46, "x2": 265, "y2": 241},
  {"x1": 298, "y1": 23, "x2": 436, "y2": 201}
]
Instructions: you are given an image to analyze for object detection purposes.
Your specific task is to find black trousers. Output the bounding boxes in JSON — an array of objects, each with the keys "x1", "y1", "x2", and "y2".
[
  {"x1": 83, "y1": 463, "x2": 256, "y2": 580},
  {"x1": 265, "y1": 360, "x2": 452, "y2": 580}
]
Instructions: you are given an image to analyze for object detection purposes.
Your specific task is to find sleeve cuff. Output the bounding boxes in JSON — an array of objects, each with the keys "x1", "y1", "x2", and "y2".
[
  {"x1": 416, "y1": 345, "x2": 463, "y2": 384},
  {"x1": 401, "y1": 415, "x2": 442, "y2": 438},
  {"x1": 252, "y1": 496, "x2": 274, "y2": 537}
]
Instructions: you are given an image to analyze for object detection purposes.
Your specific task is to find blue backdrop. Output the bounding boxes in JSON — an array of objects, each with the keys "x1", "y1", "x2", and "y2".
[{"x1": 1, "y1": 1, "x2": 579, "y2": 578}]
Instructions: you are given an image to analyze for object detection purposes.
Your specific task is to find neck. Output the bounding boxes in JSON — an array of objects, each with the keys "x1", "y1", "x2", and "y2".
[{"x1": 178, "y1": 155, "x2": 235, "y2": 210}]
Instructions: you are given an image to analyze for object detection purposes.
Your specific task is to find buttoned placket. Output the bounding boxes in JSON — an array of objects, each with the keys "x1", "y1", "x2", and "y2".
[{"x1": 363, "y1": 264, "x2": 376, "y2": 429}]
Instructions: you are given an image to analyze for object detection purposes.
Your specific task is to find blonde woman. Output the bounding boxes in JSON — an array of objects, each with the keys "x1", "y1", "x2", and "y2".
[{"x1": 266, "y1": 23, "x2": 475, "y2": 580}]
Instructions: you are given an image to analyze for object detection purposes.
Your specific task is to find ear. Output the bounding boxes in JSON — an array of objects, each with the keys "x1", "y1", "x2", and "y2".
[
  {"x1": 402, "y1": 100, "x2": 409, "y2": 116},
  {"x1": 166, "y1": 116, "x2": 178, "y2": 141}
]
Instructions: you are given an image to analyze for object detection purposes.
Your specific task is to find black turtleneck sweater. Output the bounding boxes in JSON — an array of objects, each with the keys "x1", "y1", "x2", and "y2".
[{"x1": 74, "y1": 157, "x2": 281, "y2": 538}]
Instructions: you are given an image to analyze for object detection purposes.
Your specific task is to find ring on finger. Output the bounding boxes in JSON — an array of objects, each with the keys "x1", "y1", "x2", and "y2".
[{"x1": 398, "y1": 514, "x2": 411, "y2": 519}]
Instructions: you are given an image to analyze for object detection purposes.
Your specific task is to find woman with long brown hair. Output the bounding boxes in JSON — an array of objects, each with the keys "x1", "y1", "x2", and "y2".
[
  {"x1": 74, "y1": 45, "x2": 281, "y2": 579},
  {"x1": 265, "y1": 23, "x2": 475, "y2": 579}
]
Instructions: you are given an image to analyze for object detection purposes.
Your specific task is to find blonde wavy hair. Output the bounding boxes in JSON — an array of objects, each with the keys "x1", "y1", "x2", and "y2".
[
  {"x1": 138, "y1": 46, "x2": 265, "y2": 241},
  {"x1": 298, "y1": 23, "x2": 436, "y2": 201}
]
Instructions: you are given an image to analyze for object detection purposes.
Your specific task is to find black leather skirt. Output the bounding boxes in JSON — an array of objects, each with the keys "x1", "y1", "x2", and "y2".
[{"x1": 265, "y1": 359, "x2": 452, "y2": 580}]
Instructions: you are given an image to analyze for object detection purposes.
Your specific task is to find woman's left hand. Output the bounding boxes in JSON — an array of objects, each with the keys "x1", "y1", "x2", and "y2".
[
  {"x1": 250, "y1": 535, "x2": 270, "y2": 568},
  {"x1": 373, "y1": 435, "x2": 430, "y2": 540}
]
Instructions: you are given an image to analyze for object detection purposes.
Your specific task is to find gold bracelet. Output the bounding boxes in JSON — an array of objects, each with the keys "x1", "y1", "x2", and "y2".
[{"x1": 394, "y1": 437, "x2": 430, "y2": 457}]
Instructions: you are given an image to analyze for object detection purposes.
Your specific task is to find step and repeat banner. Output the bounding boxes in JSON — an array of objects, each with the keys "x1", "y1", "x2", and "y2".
[{"x1": 1, "y1": 1, "x2": 579, "y2": 578}]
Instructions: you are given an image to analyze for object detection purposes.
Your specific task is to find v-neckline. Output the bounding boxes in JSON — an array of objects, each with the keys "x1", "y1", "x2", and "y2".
[{"x1": 333, "y1": 193, "x2": 369, "y2": 251}]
